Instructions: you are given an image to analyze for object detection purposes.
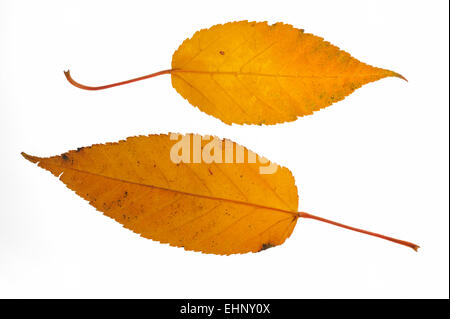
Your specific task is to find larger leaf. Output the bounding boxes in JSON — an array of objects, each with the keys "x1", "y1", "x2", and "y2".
[
  {"x1": 65, "y1": 21, "x2": 405, "y2": 125},
  {"x1": 22, "y1": 134, "x2": 418, "y2": 254}
]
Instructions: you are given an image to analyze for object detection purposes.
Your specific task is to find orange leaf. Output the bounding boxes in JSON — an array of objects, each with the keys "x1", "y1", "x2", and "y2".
[
  {"x1": 65, "y1": 21, "x2": 405, "y2": 125},
  {"x1": 22, "y1": 134, "x2": 418, "y2": 254}
]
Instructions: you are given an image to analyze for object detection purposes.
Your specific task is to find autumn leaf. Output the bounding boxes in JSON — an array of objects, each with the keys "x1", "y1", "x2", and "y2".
[
  {"x1": 64, "y1": 21, "x2": 405, "y2": 125},
  {"x1": 22, "y1": 134, "x2": 418, "y2": 254}
]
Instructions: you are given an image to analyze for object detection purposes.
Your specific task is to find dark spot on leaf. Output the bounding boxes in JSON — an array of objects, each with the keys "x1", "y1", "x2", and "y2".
[
  {"x1": 208, "y1": 168, "x2": 213, "y2": 175},
  {"x1": 219, "y1": 50, "x2": 225, "y2": 55},
  {"x1": 259, "y1": 243, "x2": 274, "y2": 252},
  {"x1": 62, "y1": 154, "x2": 69, "y2": 161},
  {"x1": 76, "y1": 147, "x2": 84, "y2": 152}
]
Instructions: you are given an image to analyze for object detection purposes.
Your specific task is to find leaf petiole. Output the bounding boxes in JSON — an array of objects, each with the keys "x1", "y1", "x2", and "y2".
[
  {"x1": 298, "y1": 212, "x2": 419, "y2": 251},
  {"x1": 64, "y1": 69, "x2": 174, "y2": 91}
]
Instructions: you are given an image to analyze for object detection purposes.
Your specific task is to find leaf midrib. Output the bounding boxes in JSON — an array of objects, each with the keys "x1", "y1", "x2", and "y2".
[
  {"x1": 43, "y1": 162, "x2": 299, "y2": 217},
  {"x1": 172, "y1": 69, "x2": 346, "y2": 79}
]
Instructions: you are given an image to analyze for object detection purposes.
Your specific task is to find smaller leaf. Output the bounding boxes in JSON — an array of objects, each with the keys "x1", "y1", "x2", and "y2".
[{"x1": 64, "y1": 21, "x2": 406, "y2": 125}]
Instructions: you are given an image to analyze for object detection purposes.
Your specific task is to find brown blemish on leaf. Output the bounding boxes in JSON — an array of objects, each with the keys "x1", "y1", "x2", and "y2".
[
  {"x1": 61, "y1": 154, "x2": 69, "y2": 161},
  {"x1": 259, "y1": 243, "x2": 274, "y2": 252},
  {"x1": 219, "y1": 50, "x2": 225, "y2": 55}
]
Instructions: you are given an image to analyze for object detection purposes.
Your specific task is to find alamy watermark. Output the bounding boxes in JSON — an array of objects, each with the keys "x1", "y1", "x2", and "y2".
[{"x1": 169, "y1": 133, "x2": 278, "y2": 174}]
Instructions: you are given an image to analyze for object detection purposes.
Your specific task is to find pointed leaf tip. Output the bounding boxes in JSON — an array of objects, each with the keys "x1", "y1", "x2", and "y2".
[
  {"x1": 392, "y1": 71, "x2": 408, "y2": 82},
  {"x1": 21, "y1": 152, "x2": 40, "y2": 164}
]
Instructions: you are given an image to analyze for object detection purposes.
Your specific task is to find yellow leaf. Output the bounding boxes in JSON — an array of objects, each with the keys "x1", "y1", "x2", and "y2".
[
  {"x1": 65, "y1": 21, "x2": 406, "y2": 125},
  {"x1": 22, "y1": 134, "x2": 418, "y2": 254}
]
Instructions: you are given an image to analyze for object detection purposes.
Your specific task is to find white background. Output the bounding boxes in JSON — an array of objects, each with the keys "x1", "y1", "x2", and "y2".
[{"x1": 0, "y1": 0, "x2": 448, "y2": 299}]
